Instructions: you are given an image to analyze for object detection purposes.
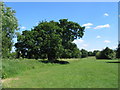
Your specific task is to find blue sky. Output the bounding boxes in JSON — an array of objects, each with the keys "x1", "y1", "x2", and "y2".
[{"x1": 5, "y1": 2, "x2": 118, "y2": 51}]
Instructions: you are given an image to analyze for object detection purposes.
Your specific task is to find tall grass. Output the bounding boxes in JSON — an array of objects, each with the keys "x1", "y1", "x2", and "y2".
[
  {"x1": 2, "y1": 58, "x2": 43, "y2": 78},
  {"x1": 2, "y1": 57, "x2": 118, "y2": 88}
]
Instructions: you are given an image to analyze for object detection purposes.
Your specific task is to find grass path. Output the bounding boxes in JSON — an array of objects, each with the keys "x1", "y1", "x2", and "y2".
[{"x1": 2, "y1": 57, "x2": 118, "y2": 88}]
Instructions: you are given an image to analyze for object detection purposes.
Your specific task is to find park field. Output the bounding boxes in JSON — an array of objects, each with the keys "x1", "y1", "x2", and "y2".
[{"x1": 2, "y1": 57, "x2": 118, "y2": 88}]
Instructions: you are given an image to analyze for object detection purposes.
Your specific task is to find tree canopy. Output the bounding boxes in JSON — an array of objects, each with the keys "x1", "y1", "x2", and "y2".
[
  {"x1": 96, "y1": 47, "x2": 116, "y2": 59},
  {"x1": 15, "y1": 19, "x2": 85, "y2": 61},
  {"x1": 81, "y1": 49, "x2": 88, "y2": 58},
  {"x1": 1, "y1": 2, "x2": 18, "y2": 58}
]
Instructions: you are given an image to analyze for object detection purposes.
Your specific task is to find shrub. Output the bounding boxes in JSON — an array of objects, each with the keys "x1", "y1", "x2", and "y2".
[
  {"x1": 2, "y1": 71, "x2": 8, "y2": 79},
  {"x1": 8, "y1": 52, "x2": 17, "y2": 59},
  {"x1": 96, "y1": 47, "x2": 116, "y2": 59},
  {"x1": 95, "y1": 52, "x2": 101, "y2": 59},
  {"x1": 88, "y1": 51, "x2": 94, "y2": 56},
  {"x1": 93, "y1": 50, "x2": 100, "y2": 56},
  {"x1": 81, "y1": 49, "x2": 88, "y2": 58}
]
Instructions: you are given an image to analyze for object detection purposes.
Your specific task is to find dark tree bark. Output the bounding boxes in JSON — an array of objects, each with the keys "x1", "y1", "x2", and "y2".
[{"x1": 48, "y1": 53, "x2": 56, "y2": 62}]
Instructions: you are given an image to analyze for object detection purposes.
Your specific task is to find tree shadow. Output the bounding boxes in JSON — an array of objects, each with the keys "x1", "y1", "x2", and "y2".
[
  {"x1": 39, "y1": 60, "x2": 69, "y2": 64},
  {"x1": 106, "y1": 61, "x2": 120, "y2": 63}
]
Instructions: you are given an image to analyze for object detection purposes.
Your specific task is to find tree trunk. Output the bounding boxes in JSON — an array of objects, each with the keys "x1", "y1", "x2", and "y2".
[
  {"x1": 48, "y1": 53, "x2": 55, "y2": 62},
  {"x1": 16, "y1": 50, "x2": 20, "y2": 58}
]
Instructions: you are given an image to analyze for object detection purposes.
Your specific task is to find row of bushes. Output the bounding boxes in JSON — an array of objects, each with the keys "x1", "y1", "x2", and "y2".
[
  {"x1": 8, "y1": 49, "x2": 98, "y2": 59},
  {"x1": 8, "y1": 47, "x2": 119, "y2": 60},
  {"x1": 81, "y1": 47, "x2": 119, "y2": 60}
]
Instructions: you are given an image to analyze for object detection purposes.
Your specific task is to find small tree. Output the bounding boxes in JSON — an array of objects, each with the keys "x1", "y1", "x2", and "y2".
[
  {"x1": 93, "y1": 50, "x2": 100, "y2": 56},
  {"x1": 96, "y1": 51, "x2": 102, "y2": 59},
  {"x1": 1, "y1": 2, "x2": 18, "y2": 58},
  {"x1": 96, "y1": 47, "x2": 116, "y2": 59},
  {"x1": 88, "y1": 51, "x2": 94, "y2": 56},
  {"x1": 81, "y1": 49, "x2": 88, "y2": 58}
]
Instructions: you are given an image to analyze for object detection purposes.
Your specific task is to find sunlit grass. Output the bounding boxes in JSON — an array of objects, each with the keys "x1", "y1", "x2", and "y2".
[{"x1": 2, "y1": 57, "x2": 118, "y2": 88}]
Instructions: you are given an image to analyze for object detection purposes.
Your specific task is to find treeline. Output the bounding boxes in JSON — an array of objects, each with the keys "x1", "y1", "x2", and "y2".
[
  {"x1": 9, "y1": 47, "x2": 120, "y2": 60},
  {"x1": 2, "y1": 3, "x2": 120, "y2": 61}
]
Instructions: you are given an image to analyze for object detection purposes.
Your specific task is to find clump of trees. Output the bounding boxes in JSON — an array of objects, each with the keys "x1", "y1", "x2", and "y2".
[
  {"x1": 81, "y1": 49, "x2": 88, "y2": 58},
  {"x1": 96, "y1": 47, "x2": 116, "y2": 59},
  {"x1": 2, "y1": 3, "x2": 120, "y2": 61},
  {"x1": 88, "y1": 50, "x2": 99, "y2": 56},
  {"x1": 15, "y1": 19, "x2": 85, "y2": 62}
]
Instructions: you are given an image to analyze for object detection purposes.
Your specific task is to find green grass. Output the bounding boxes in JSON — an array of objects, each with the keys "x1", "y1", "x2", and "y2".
[{"x1": 2, "y1": 57, "x2": 118, "y2": 88}]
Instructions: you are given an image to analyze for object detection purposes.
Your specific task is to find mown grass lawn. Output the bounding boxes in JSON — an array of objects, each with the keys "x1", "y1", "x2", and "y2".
[{"x1": 2, "y1": 57, "x2": 118, "y2": 88}]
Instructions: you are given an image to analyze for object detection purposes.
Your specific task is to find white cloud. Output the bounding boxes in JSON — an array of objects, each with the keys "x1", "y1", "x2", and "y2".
[
  {"x1": 96, "y1": 35, "x2": 101, "y2": 39},
  {"x1": 36, "y1": 22, "x2": 40, "y2": 25},
  {"x1": 21, "y1": 26, "x2": 26, "y2": 29},
  {"x1": 86, "y1": 26, "x2": 91, "y2": 29},
  {"x1": 78, "y1": 44, "x2": 88, "y2": 50},
  {"x1": 82, "y1": 44, "x2": 88, "y2": 47},
  {"x1": 73, "y1": 39, "x2": 84, "y2": 43},
  {"x1": 36, "y1": 22, "x2": 38, "y2": 25},
  {"x1": 82, "y1": 23, "x2": 93, "y2": 29},
  {"x1": 82, "y1": 23, "x2": 93, "y2": 27},
  {"x1": 73, "y1": 39, "x2": 90, "y2": 50},
  {"x1": 94, "y1": 24, "x2": 110, "y2": 29},
  {"x1": 104, "y1": 13, "x2": 109, "y2": 16},
  {"x1": 78, "y1": 44, "x2": 88, "y2": 49},
  {"x1": 104, "y1": 40, "x2": 111, "y2": 44}
]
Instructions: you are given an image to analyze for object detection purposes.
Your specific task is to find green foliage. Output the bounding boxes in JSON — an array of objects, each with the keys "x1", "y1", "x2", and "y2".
[
  {"x1": 93, "y1": 50, "x2": 99, "y2": 56},
  {"x1": 81, "y1": 49, "x2": 88, "y2": 58},
  {"x1": 2, "y1": 58, "x2": 40, "y2": 79},
  {"x1": 95, "y1": 51, "x2": 101, "y2": 59},
  {"x1": 61, "y1": 43, "x2": 81, "y2": 58},
  {"x1": 15, "y1": 21, "x2": 64, "y2": 61},
  {"x1": 9, "y1": 52, "x2": 17, "y2": 58},
  {"x1": 2, "y1": 70, "x2": 7, "y2": 79},
  {"x1": 59, "y1": 19, "x2": 84, "y2": 58},
  {"x1": 96, "y1": 47, "x2": 116, "y2": 59},
  {"x1": 71, "y1": 46, "x2": 81, "y2": 58},
  {"x1": 59, "y1": 19, "x2": 85, "y2": 42},
  {"x1": 116, "y1": 44, "x2": 120, "y2": 58},
  {"x1": 88, "y1": 50, "x2": 100, "y2": 56},
  {"x1": 88, "y1": 51, "x2": 94, "y2": 56},
  {"x1": 61, "y1": 49, "x2": 72, "y2": 58},
  {"x1": 15, "y1": 19, "x2": 85, "y2": 61},
  {"x1": 1, "y1": 3, "x2": 18, "y2": 58}
]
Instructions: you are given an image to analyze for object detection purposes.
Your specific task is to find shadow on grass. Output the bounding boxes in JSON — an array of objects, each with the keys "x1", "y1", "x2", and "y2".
[
  {"x1": 39, "y1": 60, "x2": 69, "y2": 64},
  {"x1": 106, "y1": 61, "x2": 120, "y2": 63}
]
